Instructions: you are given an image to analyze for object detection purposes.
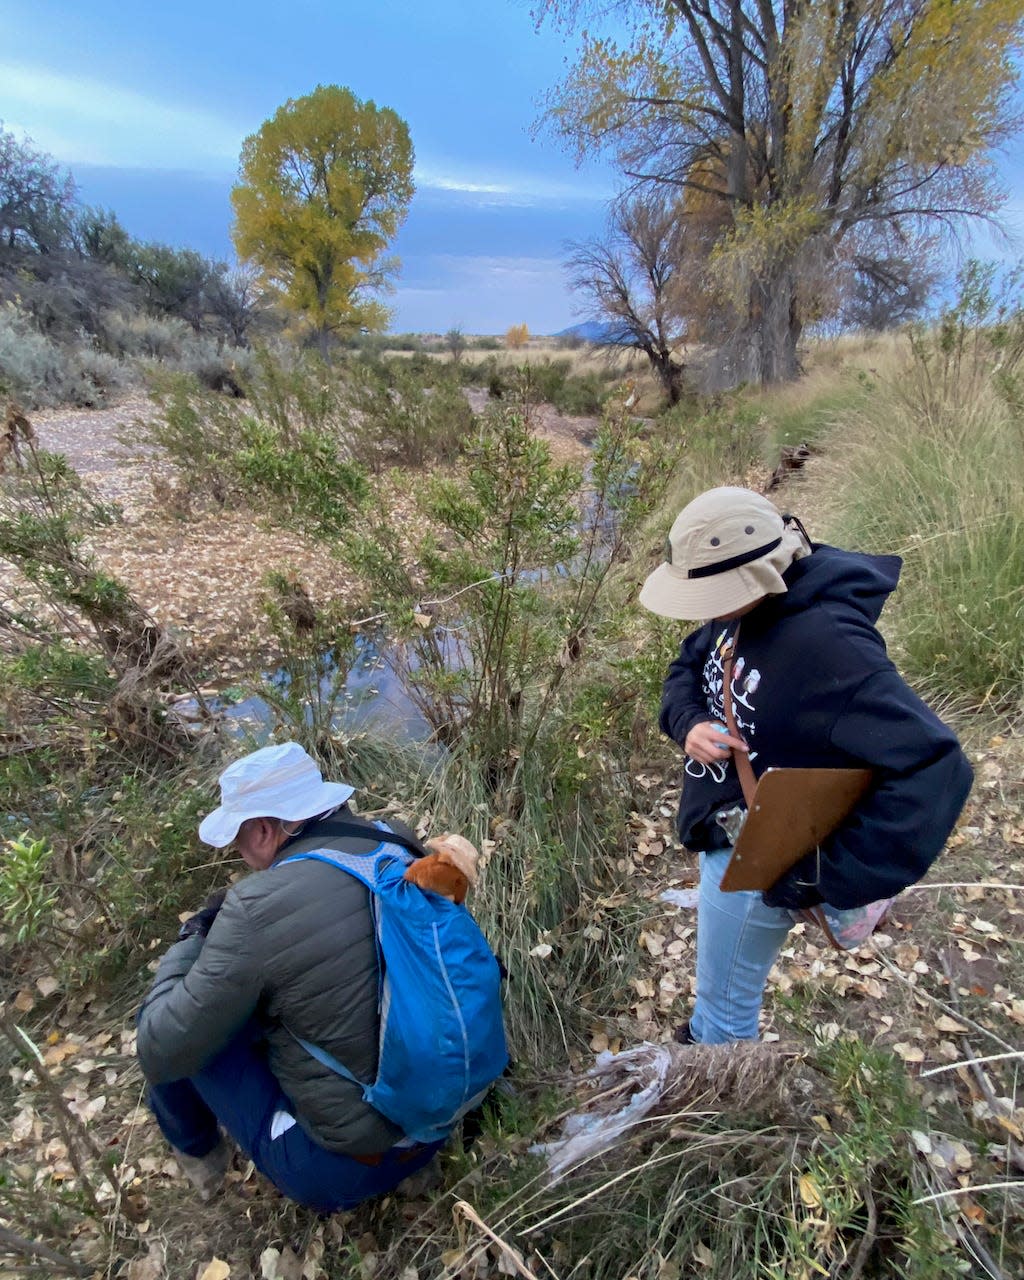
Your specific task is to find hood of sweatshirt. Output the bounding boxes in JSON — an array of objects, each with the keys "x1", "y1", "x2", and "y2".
[{"x1": 751, "y1": 543, "x2": 902, "y2": 631}]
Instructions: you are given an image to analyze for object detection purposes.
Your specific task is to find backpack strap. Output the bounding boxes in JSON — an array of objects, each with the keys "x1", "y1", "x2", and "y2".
[
  {"x1": 290, "y1": 1032, "x2": 362, "y2": 1085},
  {"x1": 281, "y1": 812, "x2": 430, "y2": 861},
  {"x1": 274, "y1": 834, "x2": 397, "y2": 1088}
]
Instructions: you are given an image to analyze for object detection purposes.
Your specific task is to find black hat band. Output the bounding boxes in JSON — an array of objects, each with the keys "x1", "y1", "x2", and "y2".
[{"x1": 686, "y1": 537, "x2": 782, "y2": 579}]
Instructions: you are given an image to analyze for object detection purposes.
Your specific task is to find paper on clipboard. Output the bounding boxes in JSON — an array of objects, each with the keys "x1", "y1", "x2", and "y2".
[{"x1": 719, "y1": 767, "x2": 873, "y2": 893}]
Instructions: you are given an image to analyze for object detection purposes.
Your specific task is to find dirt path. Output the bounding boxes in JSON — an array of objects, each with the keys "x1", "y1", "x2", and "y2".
[{"x1": 462, "y1": 387, "x2": 598, "y2": 463}]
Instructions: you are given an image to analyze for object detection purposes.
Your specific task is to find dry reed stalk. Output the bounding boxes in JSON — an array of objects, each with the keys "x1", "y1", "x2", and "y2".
[
  {"x1": 446, "y1": 1199, "x2": 544, "y2": 1279},
  {"x1": 532, "y1": 1041, "x2": 801, "y2": 1181}
]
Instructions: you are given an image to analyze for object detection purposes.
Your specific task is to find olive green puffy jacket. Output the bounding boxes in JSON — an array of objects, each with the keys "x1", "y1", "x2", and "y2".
[{"x1": 136, "y1": 817, "x2": 403, "y2": 1156}]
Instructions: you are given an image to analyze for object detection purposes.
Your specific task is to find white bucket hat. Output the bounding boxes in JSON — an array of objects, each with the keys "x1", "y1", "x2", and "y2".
[
  {"x1": 198, "y1": 741, "x2": 354, "y2": 848},
  {"x1": 640, "y1": 487, "x2": 810, "y2": 621}
]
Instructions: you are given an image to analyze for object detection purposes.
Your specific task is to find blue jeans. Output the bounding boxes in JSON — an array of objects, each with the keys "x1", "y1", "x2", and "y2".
[
  {"x1": 146, "y1": 1024, "x2": 442, "y2": 1214},
  {"x1": 689, "y1": 849, "x2": 795, "y2": 1044}
]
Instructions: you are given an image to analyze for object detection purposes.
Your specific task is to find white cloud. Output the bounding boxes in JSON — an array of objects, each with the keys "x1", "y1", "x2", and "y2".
[
  {"x1": 414, "y1": 162, "x2": 609, "y2": 207},
  {"x1": 416, "y1": 169, "x2": 515, "y2": 196},
  {"x1": 431, "y1": 253, "x2": 563, "y2": 283},
  {"x1": 0, "y1": 64, "x2": 244, "y2": 171}
]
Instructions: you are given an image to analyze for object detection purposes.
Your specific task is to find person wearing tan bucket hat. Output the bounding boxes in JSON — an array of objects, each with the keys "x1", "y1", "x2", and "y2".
[
  {"x1": 641, "y1": 487, "x2": 972, "y2": 1045},
  {"x1": 135, "y1": 741, "x2": 446, "y2": 1211},
  {"x1": 639, "y1": 486, "x2": 810, "y2": 622}
]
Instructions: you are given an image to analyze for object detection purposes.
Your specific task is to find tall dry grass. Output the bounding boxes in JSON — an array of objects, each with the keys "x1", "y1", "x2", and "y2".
[{"x1": 815, "y1": 314, "x2": 1024, "y2": 714}]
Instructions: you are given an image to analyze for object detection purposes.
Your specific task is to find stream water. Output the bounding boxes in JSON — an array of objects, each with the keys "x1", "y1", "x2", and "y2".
[
  {"x1": 172, "y1": 462, "x2": 635, "y2": 745},
  {"x1": 173, "y1": 632, "x2": 434, "y2": 744}
]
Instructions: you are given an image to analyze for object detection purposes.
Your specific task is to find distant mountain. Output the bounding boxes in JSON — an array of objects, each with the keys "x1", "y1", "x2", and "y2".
[{"x1": 553, "y1": 320, "x2": 632, "y2": 344}]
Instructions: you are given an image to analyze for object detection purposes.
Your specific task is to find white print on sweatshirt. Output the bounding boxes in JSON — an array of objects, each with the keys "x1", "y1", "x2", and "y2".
[{"x1": 684, "y1": 628, "x2": 760, "y2": 785}]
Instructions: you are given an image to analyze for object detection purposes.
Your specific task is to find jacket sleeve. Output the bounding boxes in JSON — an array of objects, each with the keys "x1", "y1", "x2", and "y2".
[
  {"x1": 136, "y1": 889, "x2": 263, "y2": 1084},
  {"x1": 764, "y1": 668, "x2": 973, "y2": 910},
  {"x1": 659, "y1": 624, "x2": 714, "y2": 746}
]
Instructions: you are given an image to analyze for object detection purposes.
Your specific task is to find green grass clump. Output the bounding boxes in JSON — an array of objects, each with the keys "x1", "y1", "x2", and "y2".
[
  {"x1": 377, "y1": 1038, "x2": 953, "y2": 1280},
  {"x1": 765, "y1": 371, "x2": 874, "y2": 454}
]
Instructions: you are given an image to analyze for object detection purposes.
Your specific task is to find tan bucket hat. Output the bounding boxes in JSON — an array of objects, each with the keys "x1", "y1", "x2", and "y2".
[{"x1": 640, "y1": 487, "x2": 810, "y2": 621}]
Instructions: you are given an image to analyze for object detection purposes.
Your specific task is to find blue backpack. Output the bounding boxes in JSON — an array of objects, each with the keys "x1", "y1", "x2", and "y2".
[{"x1": 277, "y1": 821, "x2": 508, "y2": 1145}]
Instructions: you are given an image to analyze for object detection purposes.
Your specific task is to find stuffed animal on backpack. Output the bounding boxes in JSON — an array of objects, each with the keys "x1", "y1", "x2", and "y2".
[{"x1": 403, "y1": 833, "x2": 479, "y2": 904}]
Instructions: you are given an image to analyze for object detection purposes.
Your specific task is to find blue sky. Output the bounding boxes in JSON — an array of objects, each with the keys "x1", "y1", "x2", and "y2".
[
  {"x1": 1, "y1": 0, "x2": 1021, "y2": 334},
  {"x1": 0, "y1": 0, "x2": 620, "y2": 334}
]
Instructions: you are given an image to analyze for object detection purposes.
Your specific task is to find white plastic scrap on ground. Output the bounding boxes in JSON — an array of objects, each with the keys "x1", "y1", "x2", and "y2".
[
  {"x1": 660, "y1": 887, "x2": 700, "y2": 909},
  {"x1": 529, "y1": 1043, "x2": 673, "y2": 1182}
]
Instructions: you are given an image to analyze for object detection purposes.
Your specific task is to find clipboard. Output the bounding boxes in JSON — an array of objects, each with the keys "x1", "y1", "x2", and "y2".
[{"x1": 719, "y1": 767, "x2": 873, "y2": 893}]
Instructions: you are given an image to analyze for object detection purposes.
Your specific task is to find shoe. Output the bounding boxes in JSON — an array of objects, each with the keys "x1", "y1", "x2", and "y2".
[
  {"x1": 672, "y1": 1021, "x2": 696, "y2": 1045},
  {"x1": 175, "y1": 1135, "x2": 231, "y2": 1201}
]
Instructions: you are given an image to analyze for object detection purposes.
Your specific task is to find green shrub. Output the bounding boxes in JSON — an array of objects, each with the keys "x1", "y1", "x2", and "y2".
[
  {"x1": 170, "y1": 332, "x2": 253, "y2": 395},
  {"x1": 0, "y1": 306, "x2": 91, "y2": 407},
  {"x1": 341, "y1": 388, "x2": 676, "y2": 786},
  {"x1": 234, "y1": 416, "x2": 368, "y2": 538},
  {"x1": 487, "y1": 366, "x2": 506, "y2": 399},
  {"x1": 138, "y1": 368, "x2": 240, "y2": 499},
  {"x1": 0, "y1": 303, "x2": 135, "y2": 408},
  {"x1": 142, "y1": 353, "x2": 367, "y2": 533},
  {"x1": 142, "y1": 348, "x2": 472, "y2": 521},
  {"x1": 72, "y1": 345, "x2": 129, "y2": 400},
  {"x1": 457, "y1": 356, "x2": 614, "y2": 414},
  {"x1": 0, "y1": 831, "x2": 57, "y2": 945},
  {"x1": 516, "y1": 358, "x2": 615, "y2": 415},
  {"x1": 99, "y1": 309, "x2": 192, "y2": 359},
  {"x1": 344, "y1": 356, "x2": 475, "y2": 470},
  {"x1": 655, "y1": 396, "x2": 771, "y2": 513}
]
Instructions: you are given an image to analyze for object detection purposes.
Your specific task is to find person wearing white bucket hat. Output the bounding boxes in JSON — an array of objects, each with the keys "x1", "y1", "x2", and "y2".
[
  {"x1": 197, "y1": 740, "x2": 355, "y2": 855},
  {"x1": 641, "y1": 487, "x2": 972, "y2": 1045},
  {"x1": 136, "y1": 741, "x2": 444, "y2": 1211}
]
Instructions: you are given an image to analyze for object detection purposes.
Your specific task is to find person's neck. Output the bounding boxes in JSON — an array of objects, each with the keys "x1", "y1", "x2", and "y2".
[{"x1": 277, "y1": 804, "x2": 348, "y2": 854}]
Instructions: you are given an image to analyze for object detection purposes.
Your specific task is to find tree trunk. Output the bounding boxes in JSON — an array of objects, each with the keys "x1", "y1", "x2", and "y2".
[
  {"x1": 314, "y1": 325, "x2": 332, "y2": 363},
  {"x1": 750, "y1": 265, "x2": 802, "y2": 385},
  {"x1": 660, "y1": 358, "x2": 687, "y2": 406}
]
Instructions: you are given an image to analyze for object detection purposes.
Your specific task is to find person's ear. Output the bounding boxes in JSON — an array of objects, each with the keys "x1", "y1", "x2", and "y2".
[
  {"x1": 242, "y1": 816, "x2": 287, "y2": 868},
  {"x1": 256, "y1": 816, "x2": 286, "y2": 851}
]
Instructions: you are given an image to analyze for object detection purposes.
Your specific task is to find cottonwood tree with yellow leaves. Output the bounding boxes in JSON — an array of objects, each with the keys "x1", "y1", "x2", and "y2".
[
  {"x1": 232, "y1": 84, "x2": 414, "y2": 354},
  {"x1": 539, "y1": 0, "x2": 1024, "y2": 383}
]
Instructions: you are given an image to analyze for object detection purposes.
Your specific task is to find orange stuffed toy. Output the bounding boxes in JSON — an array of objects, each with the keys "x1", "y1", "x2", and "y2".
[{"x1": 403, "y1": 833, "x2": 479, "y2": 904}]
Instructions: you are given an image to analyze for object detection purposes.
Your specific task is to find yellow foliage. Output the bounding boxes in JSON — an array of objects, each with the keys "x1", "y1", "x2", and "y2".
[
  {"x1": 505, "y1": 323, "x2": 530, "y2": 349},
  {"x1": 710, "y1": 199, "x2": 826, "y2": 307},
  {"x1": 543, "y1": 0, "x2": 1024, "y2": 283},
  {"x1": 231, "y1": 84, "x2": 414, "y2": 341}
]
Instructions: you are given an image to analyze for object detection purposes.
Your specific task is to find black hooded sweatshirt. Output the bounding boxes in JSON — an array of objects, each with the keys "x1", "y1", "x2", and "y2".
[{"x1": 659, "y1": 544, "x2": 973, "y2": 910}]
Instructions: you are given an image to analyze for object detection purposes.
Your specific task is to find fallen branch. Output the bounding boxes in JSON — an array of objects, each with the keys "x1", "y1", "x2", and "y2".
[
  {"x1": 0, "y1": 1224, "x2": 91, "y2": 1275},
  {"x1": 937, "y1": 952, "x2": 1023, "y2": 1180},
  {"x1": 874, "y1": 952, "x2": 1017, "y2": 1054},
  {"x1": 0, "y1": 1005, "x2": 126, "y2": 1224},
  {"x1": 913, "y1": 1180, "x2": 1024, "y2": 1204},
  {"x1": 844, "y1": 1176, "x2": 877, "y2": 1280},
  {"x1": 347, "y1": 573, "x2": 513, "y2": 632},
  {"x1": 921, "y1": 1051, "x2": 1024, "y2": 1078},
  {"x1": 906, "y1": 883, "x2": 1024, "y2": 893}
]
